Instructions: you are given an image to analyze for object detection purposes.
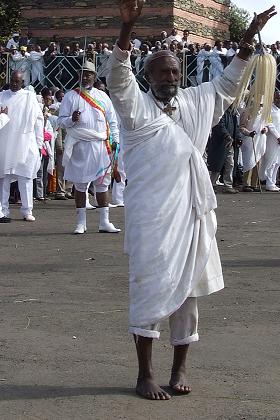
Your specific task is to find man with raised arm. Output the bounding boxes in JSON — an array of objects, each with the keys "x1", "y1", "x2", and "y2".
[{"x1": 107, "y1": 1, "x2": 276, "y2": 400}]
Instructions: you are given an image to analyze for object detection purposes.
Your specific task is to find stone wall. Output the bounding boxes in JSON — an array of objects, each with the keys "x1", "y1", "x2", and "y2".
[{"x1": 19, "y1": 0, "x2": 230, "y2": 45}]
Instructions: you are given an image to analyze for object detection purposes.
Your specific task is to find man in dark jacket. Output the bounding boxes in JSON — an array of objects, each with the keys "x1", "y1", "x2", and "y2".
[{"x1": 208, "y1": 107, "x2": 242, "y2": 193}]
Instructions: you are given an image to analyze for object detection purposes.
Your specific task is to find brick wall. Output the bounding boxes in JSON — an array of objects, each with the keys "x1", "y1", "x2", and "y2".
[{"x1": 20, "y1": 0, "x2": 230, "y2": 45}]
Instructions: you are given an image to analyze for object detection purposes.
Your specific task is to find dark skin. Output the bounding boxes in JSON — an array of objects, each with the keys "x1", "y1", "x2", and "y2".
[
  {"x1": 118, "y1": 0, "x2": 277, "y2": 401},
  {"x1": 72, "y1": 70, "x2": 120, "y2": 207},
  {"x1": 9, "y1": 71, "x2": 24, "y2": 92}
]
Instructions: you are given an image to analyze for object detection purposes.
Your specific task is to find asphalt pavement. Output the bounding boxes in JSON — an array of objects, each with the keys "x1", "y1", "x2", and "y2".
[{"x1": 0, "y1": 192, "x2": 279, "y2": 420}]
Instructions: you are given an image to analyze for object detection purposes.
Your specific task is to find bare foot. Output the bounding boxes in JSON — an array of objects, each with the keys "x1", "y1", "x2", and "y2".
[
  {"x1": 136, "y1": 377, "x2": 171, "y2": 400},
  {"x1": 169, "y1": 370, "x2": 192, "y2": 394}
]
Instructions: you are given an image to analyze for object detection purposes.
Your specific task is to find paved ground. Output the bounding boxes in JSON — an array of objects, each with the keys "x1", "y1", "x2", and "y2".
[{"x1": 0, "y1": 192, "x2": 279, "y2": 420}]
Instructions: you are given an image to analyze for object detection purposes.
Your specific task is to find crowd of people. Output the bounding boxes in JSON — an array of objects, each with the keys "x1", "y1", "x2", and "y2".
[{"x1": 2, "y1": 28, "x2": 280, "y2": 92}]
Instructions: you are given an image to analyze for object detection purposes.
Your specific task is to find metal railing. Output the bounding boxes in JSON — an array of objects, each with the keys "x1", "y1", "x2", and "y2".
[{"x1": 0, "y1": 53, "x2": 9, "y2": 88}]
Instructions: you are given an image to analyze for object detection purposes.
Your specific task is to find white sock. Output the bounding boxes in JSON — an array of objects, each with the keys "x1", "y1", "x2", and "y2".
[
  {"x1": 86, "y1": 191, "x2": 90, "y2": 206},
  {"x1": 99, "y1": 206, "x2": 109, "y2": 226},
  {"x1": 76, "y1": 207, "x2": 86, "y2": 226}
]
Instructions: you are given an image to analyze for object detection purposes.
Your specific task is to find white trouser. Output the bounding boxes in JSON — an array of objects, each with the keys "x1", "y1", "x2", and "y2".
[
  {"x1": 111, "y1": 176, "x2": 125, "y2": 205},
  {"x1": 0, "y1": 176, "x2": 34, "y2": 217},
  {"x1": 266, "y1": 162, "x2": 280, "y2": 188},
  {"x1": 75, "y1": 173, "x2": 111, "y2": 194},
  {"x1": 129, "y1": 297, "x2": 199, "y2": 346}
]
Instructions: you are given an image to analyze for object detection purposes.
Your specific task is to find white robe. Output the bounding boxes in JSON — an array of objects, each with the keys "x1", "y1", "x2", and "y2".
[
  {"x1": 0, "y1": 89, "x2": 44, "y2": 179},
  {"x1": 58, "y1": 87, "x2": 119, "y2": 184},
  {"x1": 261, "y1": 105, "x2": 280, "y2": 175},
  {"x1": 29, "y1": 51, "x2": 45, "y2": 84},
  {"x1": 240, "y1": 114, "x2": 267, "y2": 172},
  {"x1": 0, "y1": 113, "x2": 10, "y2": 130},
  {"x1": 107, "y1": 45, "x2": 247, "y2": 327}
]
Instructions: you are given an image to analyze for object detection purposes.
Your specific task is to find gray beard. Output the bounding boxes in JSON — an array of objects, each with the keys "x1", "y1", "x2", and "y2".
[{"x1": 151, "y1": 85, "x2": 178, "y2": 103}]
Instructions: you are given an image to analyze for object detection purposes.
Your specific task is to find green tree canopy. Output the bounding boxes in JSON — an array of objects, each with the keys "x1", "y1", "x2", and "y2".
[
  {"x1": 229, "y1": 3, "x2": 251, "y2": 42},
  {"x1": 0, "y1": 0, "x2": 20, "y2": 42}
]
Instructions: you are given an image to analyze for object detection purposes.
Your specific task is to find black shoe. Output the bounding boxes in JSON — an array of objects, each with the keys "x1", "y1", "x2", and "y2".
[
  {"x1": 242, "y1": 186, "x2": 254, "y2": 192},
  {"x1": 0, "y1": 216, "x2": 11, "y2": 223}
]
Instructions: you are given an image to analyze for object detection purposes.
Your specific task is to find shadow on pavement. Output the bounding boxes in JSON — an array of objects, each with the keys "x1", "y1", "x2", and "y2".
[{"x1": 0, "y1": 385, "x2": 134, "y2": 400}]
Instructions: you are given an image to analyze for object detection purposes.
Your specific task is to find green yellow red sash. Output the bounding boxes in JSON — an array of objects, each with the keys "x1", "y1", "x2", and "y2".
[{"x1": 74, "y1": 88, "x2": 112, "y2": 155}]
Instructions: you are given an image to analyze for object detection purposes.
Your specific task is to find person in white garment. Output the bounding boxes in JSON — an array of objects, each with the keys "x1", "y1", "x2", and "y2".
[
  {"x1": 29, "y1": 45, "x2": 45, "y2": 87},
  {"x1": 6, "y1": 33, "x2": 19, "y2": 51},
  {"x1": 10, "y1": 46, "x2": 31, "y2": 87},
  {"x1": 261, "y1": 91, "x2": 280, "y2": 191},
  {"x1": 58, "y1": 60, "x2": 121, "y2": 234},
  {"x1": 107, "y1": 0, "x2": 276, "y2": 401},
  {"x1": 0, "y1": 71, "x2": 44, "y2": 222},
  {"x1": 0, "y1": 106, "x2": 10, "y2": 222},
  {"x1": 240, "y1": 109, "x2": 268, "y2": 192},
  {"x1": 209, "y1": 40, "x2": 227, "y2": 79}
]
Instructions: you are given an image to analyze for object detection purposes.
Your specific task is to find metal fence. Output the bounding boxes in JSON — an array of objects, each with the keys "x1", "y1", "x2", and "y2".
[
  {"x1": 0, "y1": 53, "x2": 9, "y2": 88},
  {"x1": 1, "y1": 51, "x2": 280, "y2": 93}
]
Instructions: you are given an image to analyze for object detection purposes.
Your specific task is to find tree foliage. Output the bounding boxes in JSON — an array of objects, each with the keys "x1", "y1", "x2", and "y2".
[
  {"x1": 229, "y1": 3, "x2": 251, "y2": 42},
  {"x1": 0, "y1": 0, "x2": 21, "y2": 42}
]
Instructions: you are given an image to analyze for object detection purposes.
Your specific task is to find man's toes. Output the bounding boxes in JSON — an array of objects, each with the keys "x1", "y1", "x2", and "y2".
[
  {"x1": 158, "y1": 392, "x2": 168, "y2": 400},
  {"x1": 162, "y1": 392, "x2": 171, "y2": 400}
]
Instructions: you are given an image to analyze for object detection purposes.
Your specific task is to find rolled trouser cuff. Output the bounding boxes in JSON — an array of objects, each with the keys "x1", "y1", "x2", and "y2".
[
  {"x1": 129, "y1": 327, "x2": 160, "y2": 339},
  {"x1": 171, "y1": 332, "x2": 199, "y2": 346}
]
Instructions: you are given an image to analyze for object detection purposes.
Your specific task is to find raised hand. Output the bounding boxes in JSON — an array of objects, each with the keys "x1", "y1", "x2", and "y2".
[
  {"x1": 244, "y1": 6, "x2": 277, "y2": 41},
  {"x1": 251, "y1": 6, "x2": 277, "y2": 34},
  {"x1": 120, "y1": 0, "x2": 146, "y2": 24}
]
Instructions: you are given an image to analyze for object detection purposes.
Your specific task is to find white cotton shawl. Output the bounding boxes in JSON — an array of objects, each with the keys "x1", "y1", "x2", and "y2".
[
  {"x1": 0, "y1": 90, "x2": 43, "y2": 178},
  {"x1": 123, "y1": 91, "x2": 223, "y2": 327}
]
